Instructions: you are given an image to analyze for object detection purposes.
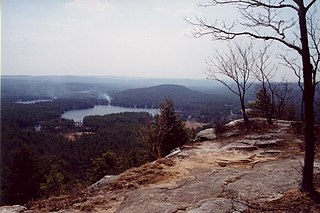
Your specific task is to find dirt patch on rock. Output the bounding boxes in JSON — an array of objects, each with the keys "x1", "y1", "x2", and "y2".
[{"x1": 111, "y1": 158, "x2": 176, "y2": 190}]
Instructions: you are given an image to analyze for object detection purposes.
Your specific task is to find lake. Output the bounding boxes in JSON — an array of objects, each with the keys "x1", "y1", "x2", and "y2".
[{"x1": 61, "y1": 105, "x2": 158, "y2": 122}]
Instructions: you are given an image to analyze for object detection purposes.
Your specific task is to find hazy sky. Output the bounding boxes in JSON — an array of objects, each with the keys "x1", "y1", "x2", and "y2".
[
  {"x1": 2, "y1": 0, "x2": 318, "y2": 80},
  {"x1": 2, "y1": 0, "x2": 220, "y2": 79}
]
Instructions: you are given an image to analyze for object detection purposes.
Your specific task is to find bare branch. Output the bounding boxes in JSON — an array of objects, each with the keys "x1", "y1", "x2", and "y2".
[
  {"x1": 238, "y1": 3, "x2": 298, "y2": 40},
  {"x1": 189, "y1": 17, "x2": 302, "y2": 54},
  {"x1": 307, "y1": 8, "x2": 320, "y2": 77},
  {"x1": 206, "y1": 41, "x2": 257, "y2": 123},
  {"x1": 306, "y1": 0, "x2": 317, "y2": 11},
  {"x1": 202, "y1": 0, "x2": 299, "y2": 11}
]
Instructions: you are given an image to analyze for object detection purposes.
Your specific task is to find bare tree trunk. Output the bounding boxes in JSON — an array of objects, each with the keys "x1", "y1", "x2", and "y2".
[
  {"x1": 262, "y1": 85, "x2": 272, "y2": 124},
  {"x1": 240, "y1": 97, "x2": 249, "y2": 124},
  {"x1": 155, "y1": 145, "x2": 162, "y2": 159},
  {"x1": 301, "y1": 95, "x2": 305, "y2": 121},
  {"x1": 299, "y1": 3, "x2": 315, "y2": 192}
]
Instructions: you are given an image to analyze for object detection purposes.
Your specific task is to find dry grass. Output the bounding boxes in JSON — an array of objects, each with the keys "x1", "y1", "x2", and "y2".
[
  {"x1": 243, "y1": 189, "x2": 320, "y2": 213},
  {"x1": 27, "y1": 195, "x2": 76, "y2": 212},
  {"x1": 111, "y1": 158, "x2": 175, "y2": 190}
]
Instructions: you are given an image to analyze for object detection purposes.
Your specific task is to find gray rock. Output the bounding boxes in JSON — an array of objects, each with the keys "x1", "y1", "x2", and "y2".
[
  {"x1": 115, "y1": 159, "x2": 307, "y2": 213},
  {"x1": 221, "y1": 131, "x2": 240, "y2": 138},
  {"x1": 224, "y1": 159, "x2": 303, "y2": 199},
  {"x1": 314, "y1": 162, "x2": 320, "y2": 174},
  {"x1": 245, "y1": 134, "x2": 274, "y2": 140},
  {"x1": 51, "y1": 209, "x2": 81, "y2": 213},
  {"x1": 254, "y1": 139, "x2": 283, "y2": 148},
  {"x1": 195, "y1": 128, "x2": 216, "y2": 141},
  {"x1": 225, "y1": 119, "x2": 244, "y2": 127},
  {"x1": 262, "y1": 149, "x2": 284, "y2": 154},
  {"x1": 115, "y1": 189, "x2": 180, "y2": 213},
  {"x1": 187, "y1": 198, "x2": 247, "y2": 213},
  {"x1": 0, "y1": 205, "x2": 26, "y2": 213},
  {"x1": 88, "y1": 175, "x2": 118, "y2": 189},
  {"x1": 235, "y1": 139, "x2": 256, "y2": 145},
  {"x1": 222, "y1": 140, "x2": 257, "y2": 151},
  {"x1": 165, "y1": 147, "x2": 181, "y2": 158}
]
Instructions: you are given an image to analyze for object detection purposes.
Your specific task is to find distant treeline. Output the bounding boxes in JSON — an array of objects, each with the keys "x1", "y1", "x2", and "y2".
[{"x1": 1, "y1": 78, "x2": 116, "y2": 100}]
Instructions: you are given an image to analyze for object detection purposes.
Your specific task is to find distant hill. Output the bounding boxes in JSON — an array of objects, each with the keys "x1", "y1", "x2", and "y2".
[
  {"x1": 111, "y1": 84, "x2": 209, "y2": 108},
  {"x1": 110, "y1": 84, "x2": 239, "y2": 122},
  {"x1": 1, "y1": 75, "x2": 224, "y2": 94}
]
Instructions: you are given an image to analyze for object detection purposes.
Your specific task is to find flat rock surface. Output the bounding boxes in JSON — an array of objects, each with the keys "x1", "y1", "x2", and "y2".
[
  {"x1": 221, "y1": 139, "x2": 257, "y2": 151},
  {"x1": 116, "y1": 158, "x2": 302, "y2": 213}
]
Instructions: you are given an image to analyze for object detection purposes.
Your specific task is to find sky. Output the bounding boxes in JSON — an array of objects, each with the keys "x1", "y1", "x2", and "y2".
[
  {"x1": 2, "y1": 0, "x2": 217, "y2": 79},
  {"x1": 2, "y1": 0, "x2": 318, "y2": 80}
]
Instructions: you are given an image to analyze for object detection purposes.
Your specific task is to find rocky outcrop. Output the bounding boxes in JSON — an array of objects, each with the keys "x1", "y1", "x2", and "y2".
[
  {"x1": 88, "y1": 175, "x2": 118, "y2": 189},
  {"x1": 0, "y1": 205, "x2": 26, "y2": 213},
  {"x1": 23, "y1": 119, "x2": 318, "y2": 212},
  {"x1": 221, "y1": 133, "x2": 284, "y2": 151},
  {"x1": 115, "y1": 158, "x2": 304, "y2": 213},
  {"x1": 195, "y1": 128, "x2": 216, "y2": 141}
]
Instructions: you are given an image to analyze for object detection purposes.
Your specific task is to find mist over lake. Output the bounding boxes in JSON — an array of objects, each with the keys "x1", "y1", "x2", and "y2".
[
  {"x1": 61, "y1": 105, "x2": 157, "y2": 122},
  {"x1": 15, "y1": 99, "x2": 53, "y2": 104}
]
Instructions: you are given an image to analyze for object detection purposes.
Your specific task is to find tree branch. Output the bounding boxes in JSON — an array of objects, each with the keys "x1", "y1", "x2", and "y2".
[
  {"x1": 203, "y1": 0, "x2": 299, "y2": 11},
  {"x1": 306, "y1": 0, "x2": 317, "y2": 11},
  {"x1": 190, "y1": 17, "x2": 302, "y2": 54}
]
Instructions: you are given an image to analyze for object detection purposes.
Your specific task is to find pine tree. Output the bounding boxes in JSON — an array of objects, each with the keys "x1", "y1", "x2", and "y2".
[
  {"x1": 249, "y1": 88, "x2": 274, "y2": 122},
  {"x1": 89, "y1": 150, "x2": 123, "y2": 182},
  {"x1": 250, "y1": 85, "x2": 296, "y2": 121},
  {"x1": 147, "y1": 98, "x2": 189, "y2": 158},
  {"x1": 40, "y1": 160, "x2": 67, "y2": 197},
  {"x1": 2, "y1": 144, "x2": 42, "y2": 204}
]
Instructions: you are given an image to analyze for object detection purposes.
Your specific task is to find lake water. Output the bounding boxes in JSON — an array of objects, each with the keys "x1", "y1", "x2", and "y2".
[{"x1": 61, "y1": 105, "x2": 158, "y2": 122}]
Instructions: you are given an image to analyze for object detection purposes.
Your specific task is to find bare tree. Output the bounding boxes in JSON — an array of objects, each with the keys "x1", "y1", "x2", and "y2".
[
  {"x1": 280, "y1": 54, "x2": 305, "y2": 120},
  {"x1": 189, "y1": 0, "x2": 319, "y2": 192},
  {"x1": 281, "y1": 7, "x2": 320, "y2": 121},
  {"x1": 253, "y1": 42, "x2": 277, "y2": 124},
  {"x1": 274, "y1": 80, "x2": 296, "y2": 120},
  {"x1": 205, "y1": 42, "x2": 255, "y2": 124}
]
